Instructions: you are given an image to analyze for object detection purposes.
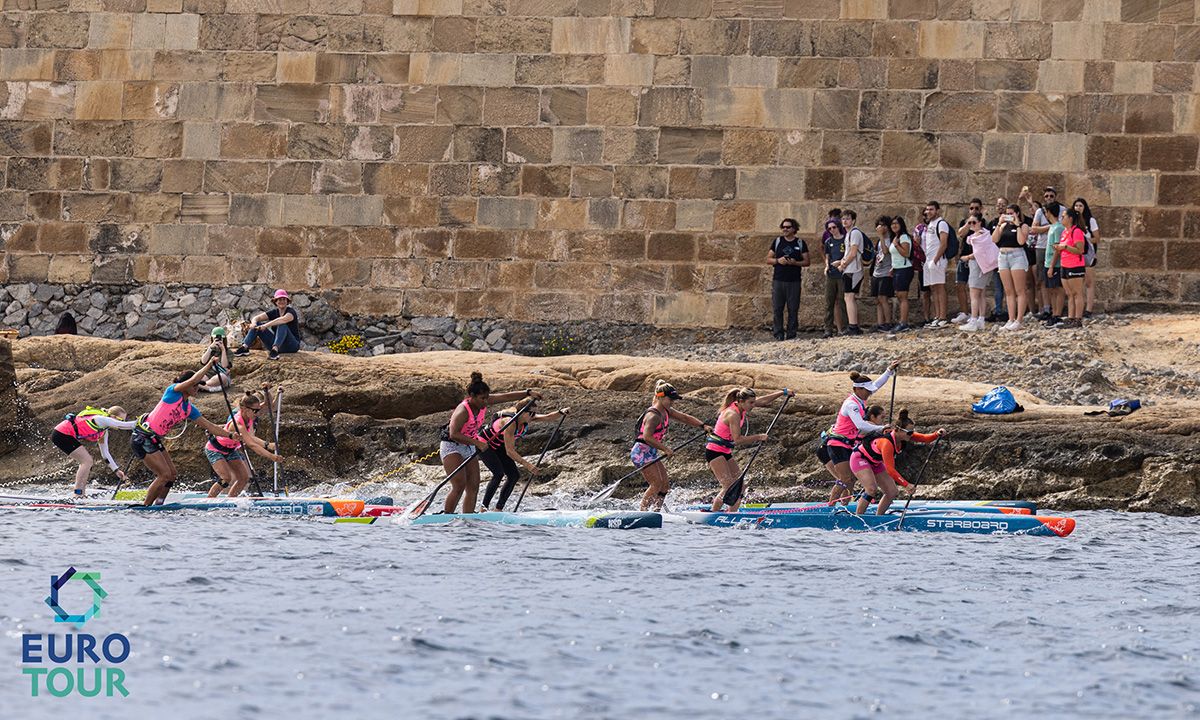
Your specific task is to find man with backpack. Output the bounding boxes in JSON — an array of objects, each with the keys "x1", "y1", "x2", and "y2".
[
  {"x1": 833, "y1": 210, "x2": 870, "y2": 336},
  {"x1": 766, "y1": 217, "x2": 810, "y2": 341},
  {"x1": 921, "y1": 200, "x2": 954, "y2": 327}
]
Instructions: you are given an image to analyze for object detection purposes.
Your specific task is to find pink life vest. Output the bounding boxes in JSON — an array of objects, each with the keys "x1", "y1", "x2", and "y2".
[
  {"x1": 828, "y1": 394, "x2": 867, "y2": 449},
  {"x1": 705, "y1": 405, "x2": 745, "y2": 454},
  {"x1": 142, "y1": 390, "x2": 193, "y2": 437},
  {"x1": 635, "y1": 406, "x2": 669, "y2": 445},
  {"x1": 54, "y1": 409, "x2": 109, "y2": 443},
  {"x1": 211, "y1": 410, "x2": 253, "y2": 451},
  {"x1": 458, "y1": 400, "x2": 487, "y2": 438}
]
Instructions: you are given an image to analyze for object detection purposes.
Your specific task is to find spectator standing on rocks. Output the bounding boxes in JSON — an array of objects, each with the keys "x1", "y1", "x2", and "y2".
[
  {"x1": 920, "y1": 201, "x2": 951, "y2": 326},
  {"x1": 953, "y1": 199, "x2": 985, "y2": 324},
  {"x1": 767, "y1": 217, "x2": 810, "y2": 341},
  {"x1": 234, "y1": 289, "x2": 302, "y2": 361},
  {"x1": 986, "y1": 197, "x2": 1008, "y2": 323},
  {"x1": 1053, "y1": 208, "x2": 1088, "y2": 329},
  {"x1": 888, "y1": 216, "x2": 915, "y2": 331},
  {"x1": 836, "y1": 211, "x2": 866, "y2": 336},
  {"x1": 1073, "y1": 198, "x2": 1100, "y2": 317},
  {"x1": 871, "y1": 216, "x2": 895, "y2": 332},
  {"x1": 957, "y1": 212, "x2": 998, "y2": 333},
  {"x1": 821, "y1": 210, "x2": 847, "y2": 339},
  {"x1": 1033, "y1": 202, "x2": 1066, "y2": 326},
  {"x1": 1023, "y1": 186, "x2": 1060, "y2": 320},
  {"x1": 991, "y1": 203, "x2": 1032, "y2": 330}
]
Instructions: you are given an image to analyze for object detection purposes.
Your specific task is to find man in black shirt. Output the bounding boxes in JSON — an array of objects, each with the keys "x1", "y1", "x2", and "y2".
[
  {"x1": 821, "y1": 212, "x2": 847, "y2": 338},
  {"x1": 234, "y1": 289, "x2": 303, "y2": 360},
  {"x1": 767, "y1": 217, "x2": 810, "y2": 340}
]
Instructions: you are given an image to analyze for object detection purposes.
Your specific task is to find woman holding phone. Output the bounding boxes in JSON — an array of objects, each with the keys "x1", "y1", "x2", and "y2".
[{"x1": 990, "y1": 203, "x2": 1030, "y2": 331}]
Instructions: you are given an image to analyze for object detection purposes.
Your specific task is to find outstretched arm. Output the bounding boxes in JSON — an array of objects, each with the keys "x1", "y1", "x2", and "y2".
[
  {"x1": 195, "y1": 416, "x2": 233, "y2": 439},
  {"x1": 176, "y1": 358, "x2": 218, "y2": 395}
]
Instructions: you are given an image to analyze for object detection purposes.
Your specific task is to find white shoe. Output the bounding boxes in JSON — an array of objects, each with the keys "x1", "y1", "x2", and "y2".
[
  {"x1": 1010, "y1": 319, "x2": 1022, "y2": 330},
  {"x1": 958, "y1": 318, "x2": 979, "y2": 332},
  {"x1": 1000, "y1": 320, "x2": 1015, "y2": 330},
  {"x1": 951, "y1": 312, "x2": 969, "y2": 324}
]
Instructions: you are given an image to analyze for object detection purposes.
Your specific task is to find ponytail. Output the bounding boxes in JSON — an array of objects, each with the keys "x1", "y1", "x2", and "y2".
[
  {"x1": 897, "y1": 408, "x2": 915, "y2": 430},
  {"x1": 467, "y1": 371, "x2": 489, "y2": 397}
]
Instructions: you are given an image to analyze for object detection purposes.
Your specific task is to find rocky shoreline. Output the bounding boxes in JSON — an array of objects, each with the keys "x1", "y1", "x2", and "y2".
[{"x1": 1, "y1": 324, "x2": 1196, "y2": 516}]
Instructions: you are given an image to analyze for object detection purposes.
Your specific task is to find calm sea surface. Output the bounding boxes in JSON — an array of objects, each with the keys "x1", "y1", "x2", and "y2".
[{"x1": 1, "y1": 509, "x2": 1197, "y2": 719}]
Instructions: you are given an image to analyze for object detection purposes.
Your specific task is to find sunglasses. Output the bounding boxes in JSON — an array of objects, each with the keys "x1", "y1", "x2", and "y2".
[
  {"x1": 246, "y1": 405, "x2": 262, "y2": 412},
  {"x1": 780, "y1": 225, "x2": 796, "y2": 230}
]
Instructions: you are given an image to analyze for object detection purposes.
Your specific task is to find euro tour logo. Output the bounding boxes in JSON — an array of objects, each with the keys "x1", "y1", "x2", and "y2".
[{"x1": 21, "y1": 567, "x2": 130, "y2": 698}]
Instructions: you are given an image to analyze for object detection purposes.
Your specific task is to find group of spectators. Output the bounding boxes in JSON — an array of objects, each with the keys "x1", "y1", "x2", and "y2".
[{"x1": 767, "y1": 187, "x2": 1101, "y2": 339}]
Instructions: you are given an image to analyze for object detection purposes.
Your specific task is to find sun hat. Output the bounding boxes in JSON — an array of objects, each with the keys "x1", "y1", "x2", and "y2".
[
  {"x1": 210, "y1": 327, "x2": 226, "y2": 338},
  {"x1": 273, "y1": 289, "x2": 290, "y2": 300}
]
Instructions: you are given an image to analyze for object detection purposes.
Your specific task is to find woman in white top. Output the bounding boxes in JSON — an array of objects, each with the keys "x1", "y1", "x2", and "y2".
[
  {"x1": 1073, "y1": 198, "x2": 1100, "y2": 317},
  {"x1": 834, "y1": 210, "x2": 866, "y2": 336},
  {"x1": 888, "y1": 216, "x2": 914, "y2": 331}
]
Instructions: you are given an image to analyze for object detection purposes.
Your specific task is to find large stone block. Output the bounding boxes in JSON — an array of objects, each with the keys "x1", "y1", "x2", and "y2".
[
  {"x1": 652, "y1": 291, "x2": 728, "y2": 327},
  {"x1": 858, "y1": 90, "x2": 922, "y2": 130},
  {"x1": 550, "y1": 17, "x2": 630, "y2": 54},
  {"x1": 658, "y1": 127, "x2": 723, "y2": 164},
  {"x1": 254, "y1": 84, "x2": 329, "y2": 123},
  {"x1": 1027, "y1": 133, "x2": 1085, "y2": 172},
  {"x1": 586, "y1": 87, "x2": 639, "y2": 126},
  {"x1": 668, "y1": 167, "x2": 736, "y2": 199},
  {"x1": 1086, "y1": 135, "x2": 1138, "y2": 171},
  {"x1": 613, "y1": 165, "x2": 669, "y2": 198},
  {"x1": 881, "y1": 131, "x2": 937, "y2": 167},
  {"x1": 737, "y1": 167, "x2": 803, "y2": 201},
  {"x1": 820, "y1": 130, "x2": 881, "y2": 166},
  {"x1": 1157, "y1": 174, "x2": 1198, "y2": 207},
  {"x1": 639, "y1": 86, "x2": 701, "y2": 127},
  {"x1": 1141, "y1": 135, "x2": 1199, "y2": 172},
  {"x1": 918, "y1": 21, "x2": 984, "y2": 58},
  {"x1": 974, "y1": 59, "x2": 1037, "y2": 91},
  {"x1": 996, "y1": 92, "x2": 1063, "y2": 133},
  {"x1": 623, "y1": 200, "x2": 676, "y2": 230},
  {"x1": 1125, "y1": 95, "x2": 1174, "y2": 134},
  {"x1": 1066, "y1": 94, "x2": 1125, "y2": 134}
]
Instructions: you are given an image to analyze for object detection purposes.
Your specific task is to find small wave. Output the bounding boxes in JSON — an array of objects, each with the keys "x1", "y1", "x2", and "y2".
[{"x1": 0, "y1": 558, "x2": 28, "y2": 566}]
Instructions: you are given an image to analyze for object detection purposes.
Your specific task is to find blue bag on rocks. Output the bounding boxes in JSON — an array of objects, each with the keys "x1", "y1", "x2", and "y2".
[{"x1": 972, "y1": 386, "x2": 1024, "y2": 414}]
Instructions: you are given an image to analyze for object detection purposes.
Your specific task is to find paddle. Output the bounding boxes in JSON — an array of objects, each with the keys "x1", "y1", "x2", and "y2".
[
  {"x1": 896, "y1": 435, "x2": 942, "y2": 530},
  {"x1": 274, "y1": 388, "x2": 286, "y2": 496},
  {"x1": 511, "y1": 410, "x2": 567, "y2": 512},
  {"x1": 213, "y1": 366, "x2": 265, "y2": 498},
  {"x1": 721, "y1": 394, "x2": 792, "y2": 508},
  {"x1": 405, "y1": 399, "x2": 538, "y2": 519},
  {"x1": 259, "y1": 384, "x2": 283, "y2": 496},
  {"x1": 110, "y1": 456, "x2": 137, "y2": 500},
  {"x1": 888, "y1": 367, "x2": 898, "y2": 425},
  {"x1": 585, "y1": 430, "x2": 706, "y2": 507}
]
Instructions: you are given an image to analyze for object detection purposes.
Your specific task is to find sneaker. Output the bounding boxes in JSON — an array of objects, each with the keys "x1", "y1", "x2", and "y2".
[
  {"x1": 933, "y1": 319, "x2": 947, "y2": 327},
  {"x1": 1000, "y1": 320, "x2": 1015, "y2": 331},
  {"x1": 268, "y1": 348, "x2": 280, "y2": 360},
  {"x1": 1045, "y1": 316, "x2": 1063, "y2": 327},
  {"x1": 233, "y1": 346, "x2": 250, "y2": 357},
  {"x1": 773, "y1": 333, "x2": 785, "y2": 341},
  {"x1": 952, "y1": 312, "x2": 969, "y2": 324},
  {"x1": 822, "y1": 330, "x2": 835, "y2": 339},
  {"x1": 1009, "y1": 320, "x2": 1022, "y2": 330},
  {"x1": 958, "y1": 318, "x2": 980, "y2": 332},
  {"x1": 894, "y1": 323, "x2": 911, "y2": 332},
  {"x1": 843, "y1": 325, "x2": 863, "y2": 336}
]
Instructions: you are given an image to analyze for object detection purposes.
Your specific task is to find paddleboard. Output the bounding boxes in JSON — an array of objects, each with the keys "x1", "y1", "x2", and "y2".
[{"x1": 680, "y1": 509, "x2": 1074, "y2": 537}]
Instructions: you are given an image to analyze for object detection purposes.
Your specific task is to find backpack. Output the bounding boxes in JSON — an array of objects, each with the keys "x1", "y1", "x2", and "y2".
[
  {"x1": 971, "y1": 387, "x2": 1024, "y2": 415},
  {"x1": 929, "y1": 218, "x2": 956, "y2": 260},
  {"x1": 859, "y1": 234, "x2": 875, "y2": 265},
  {"x1": 910, "y1": 230, "x2": 926, "y2": 265}
]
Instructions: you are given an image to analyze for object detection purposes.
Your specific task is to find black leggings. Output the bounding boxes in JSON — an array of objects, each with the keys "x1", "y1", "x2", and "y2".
[{"x1": 479, "y1": 448, "x2": 521, "y2": 510}]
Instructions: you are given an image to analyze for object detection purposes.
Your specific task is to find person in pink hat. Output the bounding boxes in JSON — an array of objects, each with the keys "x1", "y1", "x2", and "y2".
[{"x1": 234, "y1": 289, "x2": 302, "y2": 360}]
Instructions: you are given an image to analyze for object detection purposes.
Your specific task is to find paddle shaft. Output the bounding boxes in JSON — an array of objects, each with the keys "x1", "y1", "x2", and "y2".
[
  {"x1": 896, "y1": 435, "x2": 941, "y2": 530},
  {"x1": 110, "y1": 456, "x2": 137, "y2": 500},
  {"x1": 214, "y1": 366, "x2": 265, "y2": 498},
  {"x1": 721, "y1": 395, "x2": 791, "y2": 507},
  {"x1": 261, "y1": 387, "x2": 283, "y2": 495},
  {"x1": 511, "y1": 411, "x2": 567, "y2": 512},
  {"x1": 585, "y1": 429, "x2": 707, "y2": 507},
  {"x1": 888, "y1": 369, "x2": 897, "y2": 425},
  {"x1": 409, "y1": 399, "x2": 538, "y2": 519}
]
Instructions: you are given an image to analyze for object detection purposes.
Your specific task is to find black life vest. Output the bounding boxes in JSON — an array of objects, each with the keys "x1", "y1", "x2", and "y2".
[{"x1": 856, "y1": 430, "x2": 900, "y2": 465}]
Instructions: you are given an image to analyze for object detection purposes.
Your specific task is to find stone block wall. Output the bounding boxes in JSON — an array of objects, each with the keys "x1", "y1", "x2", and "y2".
[{"x1": 1, "y1": 1, "x2": 1199, "y2": 330}]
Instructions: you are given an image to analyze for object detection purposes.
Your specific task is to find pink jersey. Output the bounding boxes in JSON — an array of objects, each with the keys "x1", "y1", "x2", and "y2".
[
  {"x1": 705, "y1": 406, "x2": 745, "y2": 453},
  {"x1": 212, "y1": 410, "x2": 253, "y2": 451},
  {"x1": 828, "y1": 394, "x2": 868, "y2": 449}
]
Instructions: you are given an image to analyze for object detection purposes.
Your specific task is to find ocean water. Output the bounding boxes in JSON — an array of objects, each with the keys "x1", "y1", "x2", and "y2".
[{"x1": 1, "y1": 509, "x2": 1197, "y2": 719}]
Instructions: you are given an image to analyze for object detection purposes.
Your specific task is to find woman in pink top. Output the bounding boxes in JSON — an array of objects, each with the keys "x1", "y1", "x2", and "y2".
[
  {"x1": 1052, "y1": 208, "x2": 1088, "y2": 329},
  {"x1": 629, "y1": 380, "x2": 710, "y2": 512},
  {"x1": 205, "y1": 389, "x2": 284, "y2": 498},
  {"x1": 822, "y1": 362, "x2": 898, "y2": 505},
  {"x1": 706, "y1": 386, "x2": 791, "y2": 511},
  {"x1": 440, "y1": 372, "x2": 542, "y2": 514}
]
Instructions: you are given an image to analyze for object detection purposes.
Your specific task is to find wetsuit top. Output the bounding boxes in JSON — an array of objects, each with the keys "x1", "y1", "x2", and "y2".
[
  {"x1": 705, "y1": 405, "x2": 746, "y2": 454},
  {"x1": 479, "y1": 413, "x2": 528, "y2": 451},
  {"x1": 856, "y1": 430, "x2": 939, "y2": 485},
  {"x1": 139, "y1": 384, "x2": 202, "y2": 437},
  {"x1": 210, "y1": 409, "x2": 254, "y2": 452},
  {"x1": 634, "y1": 406, "x2": 669, "y2": 445}
]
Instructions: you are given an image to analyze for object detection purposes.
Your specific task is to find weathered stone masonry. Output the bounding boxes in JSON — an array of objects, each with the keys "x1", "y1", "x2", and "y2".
[{"x1": 1, "y1": 1, "x2": 1199, "y2": 331}]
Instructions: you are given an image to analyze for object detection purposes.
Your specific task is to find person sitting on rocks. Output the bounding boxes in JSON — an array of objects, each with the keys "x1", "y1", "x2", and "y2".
[
  {"x1": 199, "y1": 327, "x2": 233, "y2": 393},
  {"x1": 234, "y1": 289, "x2": 302, "y2": 361}
]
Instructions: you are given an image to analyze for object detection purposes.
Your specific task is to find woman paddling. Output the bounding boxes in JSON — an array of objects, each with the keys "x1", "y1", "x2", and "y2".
[
  {"x1": 706, "y1": 387, "x2": 791, "y2": 512},
  {"x1": 205, "y1": 389, "x2": 284, "y2": 498},
  {"x1": 823, "y1": 361, "x2": 899, "y2": 505},
  {"x1": 51, "y1": 406, "x2": 137, "y2": 496},
  {"x1": 133, "y1": 357, "x2": 235, "y2": 506},
  {"x1": 628, "y1": 381, "x2": 711, "y2": 511},
  {"x1": 851, "y1": 408, "x2": 944, "y2": 515},
  {"x1": 441, "y1": 372, "x2": 541, "y2": 514},
  {"x1": 478, "y1": 401, "x2": 569, "y2": 512}
]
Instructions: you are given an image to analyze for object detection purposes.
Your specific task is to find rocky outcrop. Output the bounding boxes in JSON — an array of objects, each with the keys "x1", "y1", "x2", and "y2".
[{"x1": 2, "y1": 335, "x2": 1197, "y2": 515}]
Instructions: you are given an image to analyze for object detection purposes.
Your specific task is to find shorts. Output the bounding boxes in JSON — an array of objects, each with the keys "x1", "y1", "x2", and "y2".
[
  {"x1": 1062, "y1": 266, "x2": 1085, "y2": 280},
  {"x1": 130, "y1": 429, "x2": 164, "y2": 459},
  {"x1": 967, "y1": 259, "x2": 990, "y2": 290},
  {"x1": 1035, "y1": 248, "x2": 1047, "y2": 271},
  {"x1": 704, "y1": 448, "x2": 732, "y2": 463},
  {"x1": 439, "y1": 440, "x2": 477, "y2": 461},
  {"x1": 826, "y1": 443, "x2": 853, "y2": 465},
  {"x1": 842, "y1": 272, "x2": 863, "y2": 294},
  {"x1": 870, "y1": 276, "x2": 894, "y2": 298},
  {"x1": 997, "y1": 250, "x2": 1029, "y2": 272},
  {"x1": 51, "y1": 429, "x2": 81, "y2": 455},
  {"x1": 922, "y1": 259, "x2": 946, "y2": 286},
  {"x1": 955, "y1": 260, "x2": 970, "y2": 283},
  {"x1": 816, "y1": 443, "x2": 831, "y2": 465},
  {"x1": 630, "y1": 442, "x2": 660, "y2": 469},
  {"x1": 1024, "y1": 246, "x2": 1036, "y2": 268},
  {"x1": 893, "y1": 266, "x2": 914, "y2": 292},
  {"x1": 205, "y1": 446, "x2": 246, "y2": 465},
  {"x1": 849, "y1": 451, "x2": 885, "y2": 476},
  {"x1": 1044, "y1": 266, "x2": 1062, "y2": 289}
]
